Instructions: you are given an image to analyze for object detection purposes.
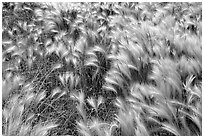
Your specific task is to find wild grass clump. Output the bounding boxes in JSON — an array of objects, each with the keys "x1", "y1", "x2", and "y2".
[{"x1": 2, "y1": 2, "x2": 202, "y2": 136}]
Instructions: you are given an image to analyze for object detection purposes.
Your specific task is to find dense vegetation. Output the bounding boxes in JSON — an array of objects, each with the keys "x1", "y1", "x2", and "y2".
[{"x1": 2, "y1": 2, "x2": 202, "y2": 136}]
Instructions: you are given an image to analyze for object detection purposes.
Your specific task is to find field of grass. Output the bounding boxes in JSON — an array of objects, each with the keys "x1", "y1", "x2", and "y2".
[{"x1": 2, "y1": 2, "x2": 202, "y2": 136}]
